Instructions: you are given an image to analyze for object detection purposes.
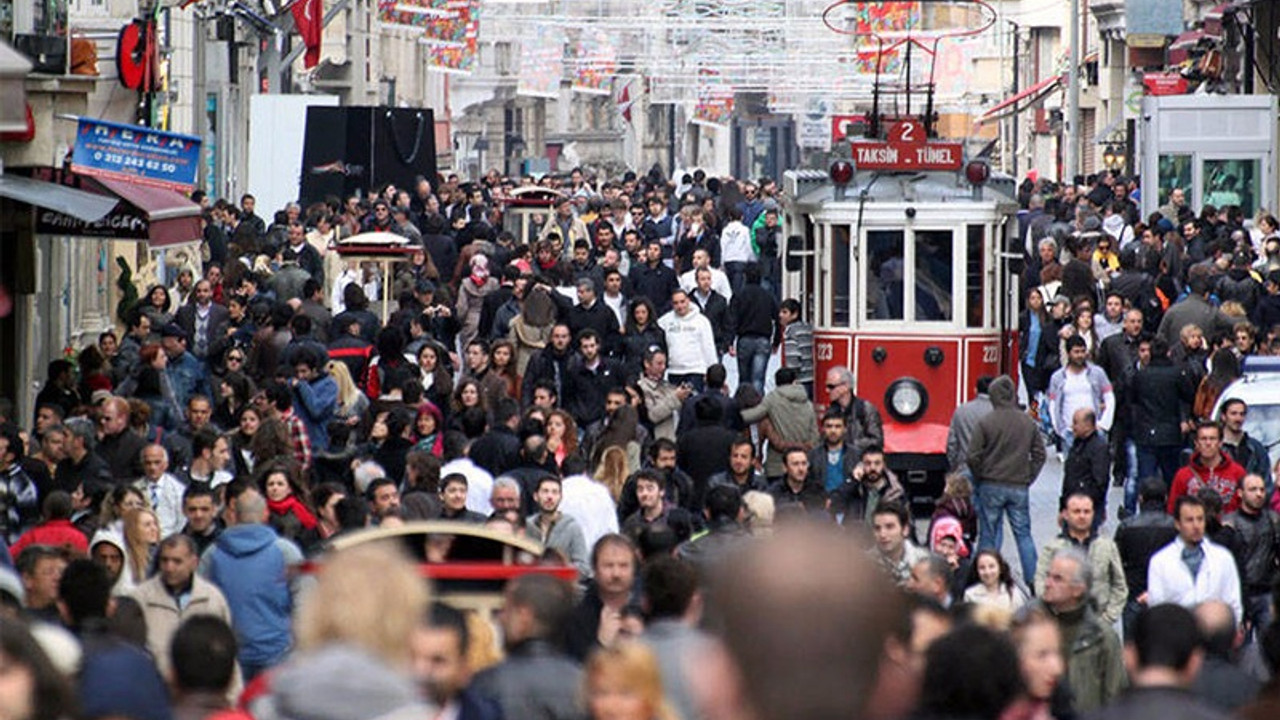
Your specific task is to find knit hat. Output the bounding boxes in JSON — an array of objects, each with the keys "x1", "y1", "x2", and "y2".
[{"x1": 930, "y1": 515, "x2": 969, "y2": 558}]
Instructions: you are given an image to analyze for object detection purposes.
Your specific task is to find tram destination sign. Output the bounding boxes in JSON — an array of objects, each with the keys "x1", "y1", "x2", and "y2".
[{"x1": 850, "y1": 120, "x2": 964, "y2": 172}]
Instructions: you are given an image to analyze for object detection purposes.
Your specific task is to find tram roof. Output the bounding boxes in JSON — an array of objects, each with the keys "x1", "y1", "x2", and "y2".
[{"x1": 785, "y1": 169, "x2": 1017, "y2": 209}]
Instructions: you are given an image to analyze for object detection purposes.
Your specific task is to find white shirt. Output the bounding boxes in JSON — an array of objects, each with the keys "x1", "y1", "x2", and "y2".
[
  {"x1": 1060, "y1": 371, "x2": 1095, "y2": 432},
  {"x1": 442, "y1": 457, "x2": 494, "y2": 516},
  {"x1": 603, "y1": 292, "x2": 627, "y2": 329},
  {"x1": 558, "y1": 473, "x2": 619, "y2": 550},
  {"x1": 1147, "y1": 537, "x2": 1243, "y2": 625},
  {"x1": 135, "y1": 473, "x2": 186, "y2": 538},
  {"x1": 678, "y1": 267, "x2": 733, "y2": 302}
]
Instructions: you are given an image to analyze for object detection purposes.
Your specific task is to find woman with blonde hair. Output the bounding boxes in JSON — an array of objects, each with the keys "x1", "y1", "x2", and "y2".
[
  {"x1": 583, "y1": 642, "x2": 678, "y2": 720},
  {"x1": 593, "y1": 446, "x2": 630, "y2": 502},
  {"x1": 327, "y1": 360, "x2": 369, "y2": 427},
  {"x1": 295, "y1": 542, "x2": 430, "y2": 667},
  {"x1": 117, "y1": 507, "x2": 160, "y2": 594}
]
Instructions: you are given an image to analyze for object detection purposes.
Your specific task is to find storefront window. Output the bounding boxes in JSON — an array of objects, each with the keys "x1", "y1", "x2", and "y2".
[
  {"x1": 914, "y1": 230, "x2": 953, "y2": 322},
  {"x1": 1203, "y1": 158, "x2": 1259, "y2": 217},
  {"x1": 866, "y1": 230, "x2": 904, "y2": 320},
  {"x1": 1157, "y1": 154, "x2": 1192, "y2": 207}
]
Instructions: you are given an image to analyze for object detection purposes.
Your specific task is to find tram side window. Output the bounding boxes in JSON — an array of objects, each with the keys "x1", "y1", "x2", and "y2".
[
  {"x1": 866, "y1": 230, "x2": 905, "y2": 320},
  {"x1": 915, "y1": 230, "x2": 953, "y2": 322},
  {"x1": 832, "y1": 225, "x2": 852, "y2": 326},
  {"x1": 966, "y1": 225, "x2": 985, "y2": 328}
]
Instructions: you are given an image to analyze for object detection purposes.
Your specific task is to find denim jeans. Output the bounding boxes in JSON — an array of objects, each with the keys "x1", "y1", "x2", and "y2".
[
  {"x1": 1135, "y1": 444, "x2": 1183, "y2": 490},
  {"x1": 736, "y1": 335, "x2": 772, "y2": 394},
  {"x1": 1122, "y1": 439, "x2": 1140, "y2": 514},
  {"x1": 724, "y1": 261, "x2": 747, "y2": 295},
  {"x1": 976, "y1": 483, "x2": 1038, "y2": 586},
  {"x1": 1246, "y1": 592, "x2": 1273, "y2": 643}
]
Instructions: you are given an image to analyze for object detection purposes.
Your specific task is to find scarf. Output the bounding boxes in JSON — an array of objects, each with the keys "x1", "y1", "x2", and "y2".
[{"x1": 267, "y1": 495, "x2": 318, "y2": 529}]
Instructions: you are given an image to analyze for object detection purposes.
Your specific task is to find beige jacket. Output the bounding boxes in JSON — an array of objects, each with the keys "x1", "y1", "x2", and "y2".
[{"x1": 131, "y1": 574, "x2": 234, "y2": 675}]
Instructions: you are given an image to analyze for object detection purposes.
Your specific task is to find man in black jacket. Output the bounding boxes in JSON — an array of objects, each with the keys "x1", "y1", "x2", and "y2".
[
  {"x1": 563, "y1": 330, "x2": 622, "y2": 430},
  {"x1": 521, "y1": 324, "x2": 575, "y2": 408},
  {"x1": 1129, "y1": 336, "x2": 1196, "y2": 490},
  {"x1": 1062, "y1": 408, "x2": 1110, "y2": 527},
  {"x1": 1113, "y1": 476, "x2": 1178, "y2": 636},
  {"x1": 1223, "y1": 474, "x2": 1279, "y2": 643},
  {"x1": 629, "y1": 240, "x2": 679, "y2": 315},
  {"x1": 729, "y1": 264, "x2": 778, "y2": 394},
  {"x1": 468, "y1": 399, "x2": 522, "y2": 478}
]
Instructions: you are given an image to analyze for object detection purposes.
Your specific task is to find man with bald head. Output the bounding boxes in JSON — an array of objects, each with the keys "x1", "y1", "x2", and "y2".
[
  {"x1": 693, "y1": 525, "x2": 899, "y2": 720},
  {"x1": 1191, "y1": 600, "x2": 1261, "y2": 711},
  {"x1": 135, "y1": 445, "x2": 186, "y2": 537},
  {"x1": 95, "y1": 396, "x2": 147, "y2": 483}
]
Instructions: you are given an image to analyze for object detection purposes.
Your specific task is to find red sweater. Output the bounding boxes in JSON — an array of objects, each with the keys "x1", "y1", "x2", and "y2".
[
  {"x1": 1167, "y1": 452, "x2": 1247, "y2": 515},
  {"x1": 11, "y1": 520, "x2": 89, "y2": 557}
]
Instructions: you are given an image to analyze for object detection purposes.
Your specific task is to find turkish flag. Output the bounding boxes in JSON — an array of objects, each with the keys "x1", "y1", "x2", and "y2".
[{"x1": 292, "y1": 0, "x2": 323, "y2": 69}]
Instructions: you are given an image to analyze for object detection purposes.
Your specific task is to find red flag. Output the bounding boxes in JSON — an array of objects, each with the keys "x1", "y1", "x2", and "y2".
[
  {"x1": 617, "y1": 81, "x2": 633, "y2": 125},
  {"x1": 292, "y1": 0, "x2": 323, "y2": 69}
]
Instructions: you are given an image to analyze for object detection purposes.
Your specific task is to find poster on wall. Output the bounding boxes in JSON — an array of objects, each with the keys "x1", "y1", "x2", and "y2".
[{"x1": 70, "y1": 118, "x2": 201, "y2": 191}]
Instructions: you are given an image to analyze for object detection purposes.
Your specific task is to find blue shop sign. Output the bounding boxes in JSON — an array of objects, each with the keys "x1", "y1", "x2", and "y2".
[{"x1": 71, "y1": 118, "x2": 201, "y2": 191}]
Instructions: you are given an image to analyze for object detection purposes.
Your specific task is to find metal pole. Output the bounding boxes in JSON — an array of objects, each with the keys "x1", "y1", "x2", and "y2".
[
  {"x1": 1065, "y1": 0, "x2": 1080, "y2": 183},
  {"x1": 1011, "y1": 23, "x2": 1019, "y2": 179}
]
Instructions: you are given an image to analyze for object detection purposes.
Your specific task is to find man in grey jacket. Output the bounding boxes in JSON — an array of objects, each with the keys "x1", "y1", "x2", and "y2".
[
  {"x1": 946, "y1": 375, "x2": 993, "y2": 478},
  {"x1": 526, "y1": 475, "x2": 590, "y2": 579},
  {"x1": 740, "y1": 368, "x2": 820, "y2": 481},
  {"x1": 969, "y1": 375, "x2": 1046, "y2": 584}
]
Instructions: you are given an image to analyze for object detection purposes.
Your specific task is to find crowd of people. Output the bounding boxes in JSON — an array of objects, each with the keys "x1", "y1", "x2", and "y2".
[{"x1": 0, "y1": 164, "x2": 1277, "y2": 720}]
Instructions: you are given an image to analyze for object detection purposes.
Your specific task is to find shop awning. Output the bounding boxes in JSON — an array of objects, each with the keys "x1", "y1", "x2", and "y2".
[
  {"x1": 0, "y1": 173, "x2": 117, "y2": 222},
  {"x1": 978, "y1": 74, "x2": 1063, "y2": 125},
  {"x1": 93, "y1": 177, "x2": 202, "y2": 247}
]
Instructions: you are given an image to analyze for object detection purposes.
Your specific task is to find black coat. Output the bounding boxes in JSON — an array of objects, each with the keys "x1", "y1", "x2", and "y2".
[
  {"x1": 629, "y1": 262, "x2": 679, "y2": 315},
  {"x1": 1128, "y1": 359, "x2": 1195, "y2": 447},
  {"x1": 469, "y1": 427, "x2": 521, "y2": 478},
  {"x1": 693, "y1": 291, "x2": 732, "y2": 355},
  {"x1": 1113, "y1": 503, "x2": 1178, "y2": 599},
  {"x1": 1061, "y1": 430, "x2": 1109, "y2": 509}
]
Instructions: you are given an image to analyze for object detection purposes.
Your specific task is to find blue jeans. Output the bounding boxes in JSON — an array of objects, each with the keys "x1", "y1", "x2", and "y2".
[
  {"x1": 724, "y1": 261, "x2": 747, "y2": 295},
  {"x1": 977, "y1": 483, "x2": 1038, "y2": 586},
  {"x1": 1122, "y1": 439, "x2": 1140, "y2": 514},
  {"x1": 1136, "y1": 444, "x2": 1183, "y2": 490},
  {"x1": 1246, "y1": 592, "x2": 1272, "y2": 643},
  {"x1": 736, "y1": 335, "x2": 771, "y2": 393}
]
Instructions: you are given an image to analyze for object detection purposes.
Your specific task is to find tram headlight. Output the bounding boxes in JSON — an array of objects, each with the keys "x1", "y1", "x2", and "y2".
[{"x1": 884, "y1": 378, "x2": 929, "y2": 423}]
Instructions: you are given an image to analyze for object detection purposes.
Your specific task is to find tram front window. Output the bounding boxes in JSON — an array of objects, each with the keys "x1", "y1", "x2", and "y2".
[
  {"x1": 866, "y1": 230, "x2": 904, "y2": 320},
  {"x1": 915, "y1": 230, "x2": 953, "y2": 322}
]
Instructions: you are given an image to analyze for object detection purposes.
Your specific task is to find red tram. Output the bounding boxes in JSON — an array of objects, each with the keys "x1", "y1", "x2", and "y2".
[{"x1": 782, "y1": 121, "x2": 1021, "y2": 511}]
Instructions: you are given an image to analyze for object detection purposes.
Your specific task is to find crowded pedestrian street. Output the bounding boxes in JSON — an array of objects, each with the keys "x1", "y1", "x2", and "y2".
[{"x1": 4, "y1": 1, "x2": 1280, "y2": 720}]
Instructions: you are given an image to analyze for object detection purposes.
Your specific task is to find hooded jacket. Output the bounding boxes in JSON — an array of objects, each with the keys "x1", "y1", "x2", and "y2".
[
  {"x1": 1167, "y1": 451, "x2": 1247, "y2": 515},
  {"x1": 200, "y1": 524, "x2": 293, "y2": 668},
  {"x1": 657, "y1": 306, "x2": 718, "y2": 376},
  {"x1": 967, "y1": 376, "x2": 1046, "y2": 486},
  {"x1": 740, "y1": 382, "x2": 821, "y2": 477},
  {"x1": 256, "y1": 645, "x2": 431, "y2": 720}
]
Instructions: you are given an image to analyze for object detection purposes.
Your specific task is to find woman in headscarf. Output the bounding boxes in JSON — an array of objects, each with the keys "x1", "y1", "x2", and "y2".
[
  {"x1": 509, "y1": 285, "x2": 558, "y2": 377},
  {"x1": 455, "y1": 253, "x2": 497, "y2": 351}
]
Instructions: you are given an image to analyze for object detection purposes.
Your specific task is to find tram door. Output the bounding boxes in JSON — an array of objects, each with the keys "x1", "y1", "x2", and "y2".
[{"x1": 785, "y1": 216, "x2": 820, "y2": 327}]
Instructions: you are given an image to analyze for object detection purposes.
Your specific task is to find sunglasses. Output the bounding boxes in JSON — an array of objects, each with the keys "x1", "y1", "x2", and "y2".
[{"x1": 227, "y1": 355, "x2": 244, "y2": 362}]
